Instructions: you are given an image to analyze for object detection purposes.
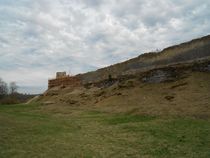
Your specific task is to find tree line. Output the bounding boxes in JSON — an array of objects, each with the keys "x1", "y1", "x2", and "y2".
[
  {"x1": 0, "y1": 78, "x2": 35, "y2": 104},
  {"x1": 0, "y1": 78, "x2": 18, "y2": 96}
]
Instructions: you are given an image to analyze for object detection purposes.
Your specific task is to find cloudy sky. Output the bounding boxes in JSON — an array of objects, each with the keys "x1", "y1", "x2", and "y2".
[{"x1": 0, "y1": 0, "x2": 210, "y2": 94}]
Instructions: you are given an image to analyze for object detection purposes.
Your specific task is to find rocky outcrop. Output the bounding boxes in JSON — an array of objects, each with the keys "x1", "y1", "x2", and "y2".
[
  {"x1": 142, "y1": 69, "x2": 177, "y2": 83},
  {"x1": 141, "y1": 60, "x2": 210, "y2": 83}
]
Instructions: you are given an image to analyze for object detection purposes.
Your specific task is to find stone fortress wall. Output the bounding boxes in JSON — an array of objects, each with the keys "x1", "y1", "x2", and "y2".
[
  {"x1": 78, "y1": 35, "x2": 210, "y2": 84},
  {"x1": 48, "y1": 72, "x2": 81, "y2": 89},
  {"x1": 48, "y1": 35, "x2": 210, "y2": 89}
]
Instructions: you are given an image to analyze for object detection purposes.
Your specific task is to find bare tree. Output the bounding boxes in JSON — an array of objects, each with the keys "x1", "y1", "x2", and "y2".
[
  {"x1": 9, "y1": 82, "x2": 18, "y2": 94},
  {"x1": 0, "y1": 78, "x2": 8, "y2": 97}
]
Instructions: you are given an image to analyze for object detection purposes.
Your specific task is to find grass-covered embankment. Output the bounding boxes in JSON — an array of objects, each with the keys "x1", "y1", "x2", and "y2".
[{"x1": 0, "y1": 103, "x2": 210, "y2": 158}]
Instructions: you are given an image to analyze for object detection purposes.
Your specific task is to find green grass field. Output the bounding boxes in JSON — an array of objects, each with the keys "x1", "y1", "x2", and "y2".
[{"x1": 0, "y1": 104, "x2": 210, "y2": 158}]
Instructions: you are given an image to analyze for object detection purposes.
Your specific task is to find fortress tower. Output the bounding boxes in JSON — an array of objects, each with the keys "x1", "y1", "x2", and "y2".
[
  {"x1": 56, "y1": 72, "x2": 67, "y2": 78},
  {"x1": 48, "y1": 72, "x2": 81, "y2": 89}
]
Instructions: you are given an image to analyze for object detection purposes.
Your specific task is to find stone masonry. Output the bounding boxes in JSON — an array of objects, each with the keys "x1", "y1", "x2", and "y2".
[{"x1": 48, "y1": 72, "x2": 81, "y2": 89}]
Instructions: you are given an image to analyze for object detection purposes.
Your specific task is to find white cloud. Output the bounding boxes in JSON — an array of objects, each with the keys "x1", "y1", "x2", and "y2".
[{"x1": 0, "y1": 0, "x2": 210, "y2": 93}]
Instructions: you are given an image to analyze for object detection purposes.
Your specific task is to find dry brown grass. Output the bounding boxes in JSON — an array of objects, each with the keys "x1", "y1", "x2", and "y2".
[{"x1": 38, "y1": 71, "x2": 210, "y2": 118}]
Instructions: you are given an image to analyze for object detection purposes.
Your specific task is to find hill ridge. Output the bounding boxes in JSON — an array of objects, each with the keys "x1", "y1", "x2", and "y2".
[{"x1": 78, "y1": 35, "x2": 210, "y2": 83}]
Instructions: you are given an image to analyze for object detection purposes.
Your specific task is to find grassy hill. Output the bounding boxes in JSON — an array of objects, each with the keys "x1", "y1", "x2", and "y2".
[
  {"x1": 38, "y1": 34, "x2": 210, "y2": 117},
  {"x1": 1, "y1": 35, "x2": 210, "y2": 157},
  {"x1": 0, "y1": 103, "x2": 210, "y2": 157},
  {"x1": 39, "y1": 68, "x2": 210, "y2": 118}
]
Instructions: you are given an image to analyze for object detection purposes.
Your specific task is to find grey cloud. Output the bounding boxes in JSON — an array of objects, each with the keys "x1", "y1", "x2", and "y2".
[
  {"x1": 81, "y1": 0, "x2": 105, "y2": 7},
  {"x1": 0, "y1": 0, "x2": 209, "y2": 93}
]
